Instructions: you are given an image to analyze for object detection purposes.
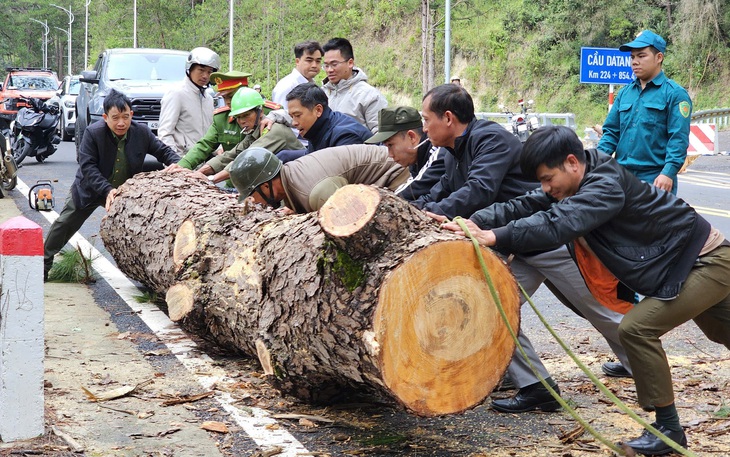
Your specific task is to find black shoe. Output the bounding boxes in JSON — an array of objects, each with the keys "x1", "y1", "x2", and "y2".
[
  {"x1": 620, "y1": 423, "x2": 687, "y2": 456},
  {"x1": 602, "y1": 362, "x2": 632, "y2": 378},
  {"x1": 491, "y1": 379, "x2": 561, "y2": 413},
  {"x1": 496, "y1": 375, "x2": 516, "y2": 391}
]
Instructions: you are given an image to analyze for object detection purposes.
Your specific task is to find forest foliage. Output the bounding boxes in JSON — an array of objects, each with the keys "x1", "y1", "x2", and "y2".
[{"x1": 2, "y1": 0, "x2": 729, "y2": 127}]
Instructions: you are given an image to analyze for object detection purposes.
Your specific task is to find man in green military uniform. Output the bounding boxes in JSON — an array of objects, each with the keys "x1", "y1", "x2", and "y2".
[
  {"x1": 177, "y1": 70, "x2": 251, "y2": 170},
  {"x1": 598, "y1": 30, "x2": 692, "y2": 195},
  {"x1": 191, "y1": 87, "x2": 304, "y2": 184}
]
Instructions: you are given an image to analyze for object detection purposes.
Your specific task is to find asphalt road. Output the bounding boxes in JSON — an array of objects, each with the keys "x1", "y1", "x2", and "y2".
[{"x1": 6, "y1": 132, "x2": 730, "y2": 456}]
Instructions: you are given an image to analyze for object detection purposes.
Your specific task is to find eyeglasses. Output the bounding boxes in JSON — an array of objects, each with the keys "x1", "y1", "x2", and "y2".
[{"x1": 322, "y1": 60, "x2": 347, "y2": 70}]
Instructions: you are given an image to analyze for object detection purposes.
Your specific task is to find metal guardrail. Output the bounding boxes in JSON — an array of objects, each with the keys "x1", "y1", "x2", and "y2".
[
  {"x1": 475, "y1": 112, "x2": 577, "y2": 130},
  {"x1": 692, "y1": 108, "x2": 730, "y2": 129}
]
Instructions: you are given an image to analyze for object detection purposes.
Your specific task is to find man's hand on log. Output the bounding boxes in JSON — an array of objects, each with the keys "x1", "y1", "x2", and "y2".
[
  {"x1": 163, "y1": 164, "x2": 187, "y2": 173},
  {"x1": 426, "y1": 212, "x2": 497, "y2": 247},
  {"x1": 105, "y1": 188, "x2": 119, "y2": 211}
]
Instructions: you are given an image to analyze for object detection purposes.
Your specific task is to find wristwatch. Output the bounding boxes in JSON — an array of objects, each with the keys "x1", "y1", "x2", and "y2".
[{"x1": 207, "y1": 175, "x2": 216, "y2": 184}]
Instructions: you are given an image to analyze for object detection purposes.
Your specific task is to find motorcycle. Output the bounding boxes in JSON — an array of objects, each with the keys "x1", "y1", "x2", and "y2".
[
  {"x1": 499, "y1": 99, "x2": 540, "y2": 143},
  {"x1": 0, "y1": 129, "x2": 18, "y2": 195},
  {"x1": 10, "y1": 96, "x2": 61, "y2": 165}
]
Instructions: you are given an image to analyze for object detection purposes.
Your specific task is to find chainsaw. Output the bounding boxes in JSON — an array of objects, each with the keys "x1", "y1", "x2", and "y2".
[{"x1": 28, "y1": 179, "x2": 56, "y2": 211}]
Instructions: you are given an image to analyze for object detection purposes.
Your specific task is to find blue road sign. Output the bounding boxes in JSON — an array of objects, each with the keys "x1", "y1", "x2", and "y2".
[{"x1": 580, "y1": 47, "x2": 634, "y2": 85}]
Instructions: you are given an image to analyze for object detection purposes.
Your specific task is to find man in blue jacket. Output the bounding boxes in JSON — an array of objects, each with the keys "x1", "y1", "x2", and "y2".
[
  {"x1": 597, "y1": 30, "x2": 692, "y2": 195},
  {"x1": 437, "y1": 125, "x2": 730, "y2": 455},
  {"x1": 274, "y1": 82, "x2": 372, "y2": 162},
  {"x1": 43, "y1": 89, "x2": 180, "y2": 280}
]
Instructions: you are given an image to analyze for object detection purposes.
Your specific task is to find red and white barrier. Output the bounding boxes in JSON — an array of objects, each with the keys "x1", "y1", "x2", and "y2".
[
  {"x1": 687, "y1": 123, "x2": 718, "y2": 156},
  {"x1": 0, "y1": 216, "x2": 44, "y2": 442}
]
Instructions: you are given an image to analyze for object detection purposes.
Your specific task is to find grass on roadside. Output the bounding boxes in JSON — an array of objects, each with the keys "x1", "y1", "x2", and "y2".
[{"x1": 47, "y1": 245, "x2": 97, "y2": 284}]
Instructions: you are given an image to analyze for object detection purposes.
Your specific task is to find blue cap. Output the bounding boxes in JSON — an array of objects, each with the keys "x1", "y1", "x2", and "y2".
[{"x1": 620, "y1": 30, "x2": 666, "y2": 53}]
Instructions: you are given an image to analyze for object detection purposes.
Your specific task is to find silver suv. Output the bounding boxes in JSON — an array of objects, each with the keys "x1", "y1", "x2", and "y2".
[{"x1": 75, "y1": 48, "x2": 188, "y2": 150}]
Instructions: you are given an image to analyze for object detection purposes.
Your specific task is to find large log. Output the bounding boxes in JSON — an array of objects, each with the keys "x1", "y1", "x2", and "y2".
[{"x1": 101, "y1": 174, "x2": 520, "y2": 416}]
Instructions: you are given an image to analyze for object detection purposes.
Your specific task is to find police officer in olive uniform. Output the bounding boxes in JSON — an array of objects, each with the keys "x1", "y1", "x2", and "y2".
[
  {"x1": 177, "y1": 70, "x2": 252, "y2": 170},
  {"x1": 193, "y1": 87, "x2": 304, "y2": 185}
]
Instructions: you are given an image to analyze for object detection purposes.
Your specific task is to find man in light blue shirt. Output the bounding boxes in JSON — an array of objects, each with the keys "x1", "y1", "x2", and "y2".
[{"x1": 598, "y1": 30, "x2": 692, "y2": 195}]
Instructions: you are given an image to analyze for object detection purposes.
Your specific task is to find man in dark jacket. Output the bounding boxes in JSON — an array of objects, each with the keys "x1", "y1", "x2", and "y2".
[
  {"x1": 416, "y1": 84, "x2": 632, "y2": 415},
  {"x1": 437, "y1": 125, "x2": 730, "y2": 456},
  {"x1": 43, "y1": 89, "x2": 180, "y2": 280},
  {"x1": 411, "y1": 86, "x2": 535, "y2": 218},
  {"x1": 364, "y1": 105, "x2": 445, "y2": 201},
  {"x1": 274, "y1": 82, "x2": 372, "y2": 162}
]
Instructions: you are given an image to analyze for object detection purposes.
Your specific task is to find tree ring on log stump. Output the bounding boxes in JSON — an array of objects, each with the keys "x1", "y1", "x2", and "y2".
[
  {"x1": 373, "y1": 240, "x2": 520, "y2": 416},
  {"x1": 318, "y1": 185, "x2": 380, "y2": 237}
]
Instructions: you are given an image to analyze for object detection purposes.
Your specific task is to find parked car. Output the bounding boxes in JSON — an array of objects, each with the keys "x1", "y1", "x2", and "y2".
[
  {"x1": 55, "y1": 75, "x2": 81, "y2": 141},
  {"x1": 0, "y1": 67, "x2": 60, "y2": 136},
  {"x1": 75, "y1": 48, "x2": 189, "y2": 150}
]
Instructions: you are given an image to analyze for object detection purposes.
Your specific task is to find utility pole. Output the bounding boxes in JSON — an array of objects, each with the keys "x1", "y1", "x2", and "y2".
[
  {"x1": 85, "y1": 0, "x2": 91, "y2": 69},
  {"x1": 228, "y1": 0, "x2": 233, "y2": 71},
  {"x1": 30, "y1": 19, "x2": 50, "y2": 68},
  {"x1": 51, "y1": 4, "x2": 74, "y2": 76},
  {"x1": 133, "y1": 0, "x2": 137, "y2": 48},
  {"x1": 444, "y1": 0, "x2": 451, "y2": 84}
]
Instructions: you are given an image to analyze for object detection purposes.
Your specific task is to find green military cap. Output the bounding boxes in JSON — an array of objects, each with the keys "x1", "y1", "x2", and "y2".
[
  {"x1": 365, "y1": 106, "x2": 423, "y2": 144},
  {"x1": 211, "y1": 70, "x2": 253, "y2": 94}
]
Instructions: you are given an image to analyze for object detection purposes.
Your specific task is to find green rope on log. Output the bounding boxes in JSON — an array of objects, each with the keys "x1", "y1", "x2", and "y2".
[{"x1": 453, "y1": 217, "x2": 696, "y2": 457}]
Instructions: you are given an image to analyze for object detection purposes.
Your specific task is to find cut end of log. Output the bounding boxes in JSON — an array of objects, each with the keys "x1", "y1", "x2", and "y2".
[
  {"x1": 374, "y1": 240, "x2": 520, "y2": 416},
  {"x1": 256, "y1": 339, "x2": 275, "y2": 376},
  {"x1": 166, "y1": 283, "x2": 195, "y2": 322},
  {"x1": 173, "y1": 219, "x2": 198, "y2": 270},
  {"x1": 318, "y1": 184, "x2": 381, "y2": 238}
]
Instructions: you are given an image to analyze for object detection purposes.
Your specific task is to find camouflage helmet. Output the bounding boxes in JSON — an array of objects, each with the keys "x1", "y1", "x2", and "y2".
[
  {"x1": 230, "y1": 147, "x2": 282, "y2": 202},
  {"x1": 230, "y1": 87, "x2": 265, "y2": 117}
]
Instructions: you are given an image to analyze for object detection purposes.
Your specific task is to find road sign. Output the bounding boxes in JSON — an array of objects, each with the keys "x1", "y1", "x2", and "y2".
[{"x1": 580, "y1": 47, "x2": 634, "y2": 85}]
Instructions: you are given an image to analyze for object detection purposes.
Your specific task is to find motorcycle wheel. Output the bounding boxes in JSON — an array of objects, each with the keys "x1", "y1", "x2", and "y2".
[{"x1": 12, "y1": 138, "x2": 30, "y2": 165}]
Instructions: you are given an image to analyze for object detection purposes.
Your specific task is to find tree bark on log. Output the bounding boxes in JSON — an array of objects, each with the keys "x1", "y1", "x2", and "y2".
[{"x1": 101, "y1": 173, "x2": 521, "y2": 416}]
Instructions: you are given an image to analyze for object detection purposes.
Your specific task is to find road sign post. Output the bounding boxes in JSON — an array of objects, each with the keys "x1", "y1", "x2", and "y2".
[{"x1": 580, "y1": 47, "x2": 634, "y2": 112}]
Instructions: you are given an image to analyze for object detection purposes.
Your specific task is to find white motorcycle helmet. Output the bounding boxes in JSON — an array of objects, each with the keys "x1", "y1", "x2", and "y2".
[{"x1": 186, "y1": 47, "x2": 221, "y2": 74}]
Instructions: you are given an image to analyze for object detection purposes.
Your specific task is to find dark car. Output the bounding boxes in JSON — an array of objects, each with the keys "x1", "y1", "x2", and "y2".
[{"x1": 75, "y1": 48, "x2": 189, "y2": 150}]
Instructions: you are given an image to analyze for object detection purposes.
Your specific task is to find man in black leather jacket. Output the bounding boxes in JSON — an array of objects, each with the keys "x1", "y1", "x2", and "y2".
[
  {"x1": 415, "y1": 84, "x2": 633, "y2": 416},
  {"x1": 43, "y1": 89, "x2": 180, "y2": 280},
  {"x1": 437, "y1": 125, "x2": 730, "y2": 456}
]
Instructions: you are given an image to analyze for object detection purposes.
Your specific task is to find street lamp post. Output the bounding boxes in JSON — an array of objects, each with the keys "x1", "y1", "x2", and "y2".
[
  {"x1": 30, "y1": 19, "x2": 50, "y2": 68},
  {"x1": 85, "y1": 0, "x2": 91, "y2": 69},
  {"x1": 51, "y1": 4, "x2": 74, "y2": 76},
  {"x1": 228, "y1": 0, "x2": 233, "y2": 71}
]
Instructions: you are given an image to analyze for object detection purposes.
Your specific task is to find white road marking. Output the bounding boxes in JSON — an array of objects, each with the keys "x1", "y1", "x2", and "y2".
[{"x1": 19, "y1": 179, "x2": 310, "y2": 456}]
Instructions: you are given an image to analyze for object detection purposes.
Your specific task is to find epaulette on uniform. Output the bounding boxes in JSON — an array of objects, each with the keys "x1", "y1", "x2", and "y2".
[
  {"x1": 264, "y1": 100, "x2": 282, "y2": 111},
  {"x1": 214, "y1": 105, "x2": 231, "y2": 116}
]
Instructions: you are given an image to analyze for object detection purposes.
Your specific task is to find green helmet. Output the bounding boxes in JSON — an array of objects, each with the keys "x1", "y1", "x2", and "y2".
[
  {"x1": 230, "y1": 147, "x2": 282, "y2": 202},
  {"x1": 230, "y1": 87, "x2": 265, "y2": 116}
]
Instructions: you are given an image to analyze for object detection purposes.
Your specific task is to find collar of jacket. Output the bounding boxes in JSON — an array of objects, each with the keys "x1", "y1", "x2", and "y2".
[
  {"x1": 322, "y1": 67, "x2": 367, "y2": 91},
  {"x1": 105, "y1": 121, "x2": 134, "y2": 142},
  {"x1": 303, "y1": 105, "x2": 333, "y2": 142},
  {"x1": 449, "y1": 118, "x2": 478, "y2": 160},
  {"x1": 631, "y1": 69, "x2": 667, "y2": 90},
  {"x1": 185, "y1": 75, "x2": 209, "y2": 96},
  {"x1": 416, "y1": 133, "x2": 433, "y2": 168}
]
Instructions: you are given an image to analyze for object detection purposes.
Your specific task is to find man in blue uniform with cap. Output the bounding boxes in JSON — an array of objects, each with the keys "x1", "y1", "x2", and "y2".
[{"x1": 598, "y1": 30, "x2": 692, "y2": 195}]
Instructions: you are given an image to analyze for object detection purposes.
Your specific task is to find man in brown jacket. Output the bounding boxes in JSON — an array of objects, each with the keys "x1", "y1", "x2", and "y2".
[{"x1": 229, "y1": 144, "x2": 408, "y2": 213}]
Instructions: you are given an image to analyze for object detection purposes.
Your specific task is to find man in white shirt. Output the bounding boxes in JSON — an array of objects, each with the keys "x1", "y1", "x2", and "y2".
[{"x1": 271, "y1": 41, "x2": 324, "y2": 109}]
